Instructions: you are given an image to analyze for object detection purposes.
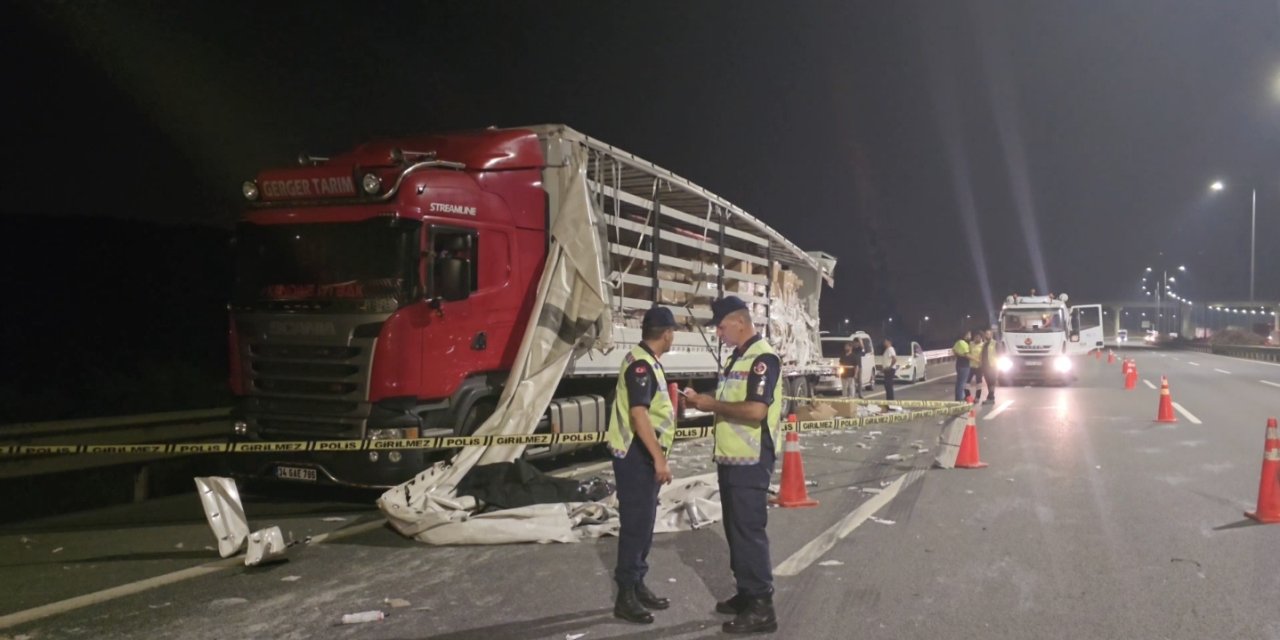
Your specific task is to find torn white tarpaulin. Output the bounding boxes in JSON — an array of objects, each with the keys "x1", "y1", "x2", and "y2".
[
  {"x1": 377, "y1": 139, "x2": 612, "y2": 544},
  {"x1": 194, "y1": 477, "x2": 249, "y2": 558}
]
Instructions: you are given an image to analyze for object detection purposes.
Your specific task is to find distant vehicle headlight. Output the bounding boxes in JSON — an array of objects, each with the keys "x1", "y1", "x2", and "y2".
[
  {"x1": 1053, "y1": 356, "x2": 1072, "y2": 373},
  {"x1": 996, "y1": 357, "x2": 1013, "y2": 372}
]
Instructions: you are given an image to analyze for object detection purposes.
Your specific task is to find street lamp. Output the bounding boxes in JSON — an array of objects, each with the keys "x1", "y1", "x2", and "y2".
[{"x1": 1209, "y1": 180, "x2": 1258, "y2": 301}]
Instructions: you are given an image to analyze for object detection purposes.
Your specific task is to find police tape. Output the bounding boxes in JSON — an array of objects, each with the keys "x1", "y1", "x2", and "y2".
[
  {"x1": 0, "y1": 405, "x2": 970, "y2": 457},
  {"x1": 782, "y1": 397, "x2": 966, "y2": 409}
]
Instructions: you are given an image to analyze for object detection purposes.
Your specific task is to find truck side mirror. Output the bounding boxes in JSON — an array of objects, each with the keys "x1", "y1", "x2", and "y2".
[{"x1": 436, "y1": 258, "x2": 472, "y2": 302}]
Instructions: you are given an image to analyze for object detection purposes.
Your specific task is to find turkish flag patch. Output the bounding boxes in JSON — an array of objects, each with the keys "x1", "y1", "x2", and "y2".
[
  {"x1": 634, "y1": 364, "x2": 649, "y2": 375},
  {"x1": 752, "y1": 361, "x2": 767, "y2": 375}
]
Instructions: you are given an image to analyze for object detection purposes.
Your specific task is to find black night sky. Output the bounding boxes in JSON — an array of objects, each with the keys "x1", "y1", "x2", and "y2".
[{"x1": 2, "y1": 1, "x2": 1278, "y2": 418}]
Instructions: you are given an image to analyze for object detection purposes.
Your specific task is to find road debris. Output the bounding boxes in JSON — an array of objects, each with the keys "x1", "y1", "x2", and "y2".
[
  {"x1": 869, "y1": 517, "x2": 896, "y2": 525},
  {"x1": 817, "y1": 560, "x2": 844, "y2": 567},
  {"x1": 860, "y1": 487, "x2": 884, "y2": 495},
  {"x1": 566, "y1": 633, "x2": 588, "y2": 640},
  {"x1": 340, "y1": 610, "x2": 386, "y2": 624},
  {"x1": 209, "y1": 597, "x2": 248, "y2": 608},
  {"x1": 245, "y1": 526, "x2": 289, "y2": 567},
  {"x1": 321, "y1": 517, "x2": 348, "y2": 522},
  {"x1": 884, "y1": 454, "x2": 903, "y2": 461},
  {"x1": 52, "y1": 547, "x2": 64, "y2": 554},
  {"x1": 855, "y1": 442, "x2": 869, "y2": 449},
  {"x1": 384, "y1": 598, "x2": 411, "y2": 608},
  {"x1": 148, "y1": 602, "x2": 171, "y2": 609},
  {"x1": 667, "y1": 578, "x2": 677, "y2": 583},
  {"x1": 174, "y1": 542, "x2": 184, "y2": 549}
]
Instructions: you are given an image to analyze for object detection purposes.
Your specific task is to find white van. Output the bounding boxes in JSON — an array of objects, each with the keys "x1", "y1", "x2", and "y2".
[
  {"x1": 816, "y1": 332, "x2": 876, "y2": 395},
  {"x1": 1116, "y1": 329, "x2": 1128, "y2": 343}
]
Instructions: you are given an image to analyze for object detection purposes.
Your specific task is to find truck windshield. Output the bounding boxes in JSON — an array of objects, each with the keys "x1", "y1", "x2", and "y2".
[
  {"x1": 1001, "y1": 308, "x2": 1065, "y2": 334},
  {"x1": 232, "y1": 218, "x2": 420, "y2": 311}
]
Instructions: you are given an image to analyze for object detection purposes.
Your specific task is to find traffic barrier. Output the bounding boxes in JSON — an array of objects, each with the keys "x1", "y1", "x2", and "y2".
[
  {"x1": 1155, "y1": 376, "x2": 1177, "y2": 423},
  {"x1": 775, "y1": 418, "x2": 819, "y2": 508},
  {"x1": 1124, "y1": 361, "x2": 1138, "y2": 390},
  {"x1": 1107, "y1": 350, "x2": 1116, "y2": 365},
  {"x1": 1, "y1": 400, "x2": 972, "y2": 458},
  {"x1": 1244, "y1": 418, "x2": 1280, "y2": 524},
  {"x1": 954, "y1": 408, "x2": 988, "y2": 469},
  {"x1": 1095, "y1": 349, "x2": 1102, "y2": 361}
]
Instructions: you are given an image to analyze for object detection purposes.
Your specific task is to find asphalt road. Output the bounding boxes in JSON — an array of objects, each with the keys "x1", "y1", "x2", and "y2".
[{"x1": 2, "y1": 351, "x2": 1278, "y2": 639}]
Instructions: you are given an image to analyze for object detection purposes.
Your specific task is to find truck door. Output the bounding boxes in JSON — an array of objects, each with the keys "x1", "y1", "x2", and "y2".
[
  {"x1": 1069, "y1": 305, "x2": 1104, "y2": 355},
  {"x1": 421, "y1": 226, "x2": 484, "y2": 398}
]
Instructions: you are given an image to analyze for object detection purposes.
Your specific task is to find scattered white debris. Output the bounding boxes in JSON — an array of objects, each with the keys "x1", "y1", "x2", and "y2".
[
  {"x1": 861, "y1": 487, "x2": 884, "y2": 495},
  {"x1": 965, "y1": 490, "x2": 975, "y2": 495},
  {"x1": 855, "y1": 442, "x2": 869, "y2": 449},
  {"x1": 19, "y1": 536, "x2": 30, "y2": 544},
  {"x1": 1095, "y1": 465, "x2": 1102, "y2": 470},
  {"x1": 281, "y1": 576, "x2": 301, "y2": 582},
  {"x1": 340, "y1": 610, "x2": 386, "y2": 624},
  {"x1": 204, "y1": 546, "x2": 216, "y2": 552},
  {"x1": 869, "y1": 517, "x2": 896, "y2": 525},
  {"x1": 566, "y1": 633, "x2": 588, "y2": 640},
  {"x1": 805, "y1": 480, "x2": 818, "y2": 487},
  {"x1": 321, "y1": 517, "x2": 348, "y2": 522},
  {"x1": 51, "y1": 547, "x2": 64, "y2": 554},
  {"x1": 384, "y1": 598, "x2": 411, "y2": 608},
  {"x1": 818, "y1": 560, "x2": 845, "y2": 567},
  {"x1": 880, "y1": 480, "x2": 892, "y2": 487},
  {"x1": 148, "y1": 602, "x2": 171, "y2": 609},
  {"x1": 1007, "y1": 478, "x2": 1015, "y2": 483},
  {"x1": 884, "y1": 454, "x2": 903, "y2": 461},
  {"x1": 667, "y1": 578, "x2": 677, "y2": 583},
  {"x1": 209, "y1": 597, "x2": 249, "y2": 608},
  {"x1": 831, "y1": 446, "x2": 844, "y2": 454},
  {"x1": 174, "y1": 543, "x2": 184, "y2": 549},
  {"x1": 696, "y1": 558, "x2": 704, "y2": 563},
  {"x1": 869, "y1": 431, "x2": 883, "y2": 436}
]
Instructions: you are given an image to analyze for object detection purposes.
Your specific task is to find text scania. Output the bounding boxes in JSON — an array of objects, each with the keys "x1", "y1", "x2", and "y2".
[
  {"x1": 261, "y1": 176, "x2": 356, "y2": 198},
  {"x1": 429, "y1": 202, "x2": 478, "y2": 216}
]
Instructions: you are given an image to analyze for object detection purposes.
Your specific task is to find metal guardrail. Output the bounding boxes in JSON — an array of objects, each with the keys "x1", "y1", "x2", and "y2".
[
  {"x1": 1208, "y1": 344, "x2": 1280, "y2": 363},
  {"x1": 0, "y1": 408, "x2": 231, "y2": 479},
  {"x1": 923, "y1": 349, "x2": 955, "y2": 364}
]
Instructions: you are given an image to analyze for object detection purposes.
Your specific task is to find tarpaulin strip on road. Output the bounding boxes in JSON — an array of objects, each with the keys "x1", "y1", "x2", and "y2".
[{"x1": 0, "y1": 401, "x2": 969, "y2": 457}]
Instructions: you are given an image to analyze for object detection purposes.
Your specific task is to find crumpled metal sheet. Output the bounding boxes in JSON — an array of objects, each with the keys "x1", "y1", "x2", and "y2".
[
  {"x1": 244, "y1": 526, "x2": 288, "y2": 566},
  {"x1": 194, "y1": 477, "x2": 249, "y2": 558}
]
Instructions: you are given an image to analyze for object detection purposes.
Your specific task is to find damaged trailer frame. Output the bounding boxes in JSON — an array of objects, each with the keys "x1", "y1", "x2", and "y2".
[{"x1": 230, "y1": 125, "x2": 835, "y2": 487}]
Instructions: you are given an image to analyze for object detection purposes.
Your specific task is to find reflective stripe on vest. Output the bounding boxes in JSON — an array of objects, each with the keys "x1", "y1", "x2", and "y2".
[
  {"x1": 605, "y1": 345, "x2": 675, "y2": 458},
  {"x1": 714, "y1": 338, "x2": 783, "y2": 465}
]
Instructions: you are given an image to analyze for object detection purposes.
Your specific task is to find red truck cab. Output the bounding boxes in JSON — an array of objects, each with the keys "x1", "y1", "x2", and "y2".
[{"x1": 229, "y1": 128, "x2": 553, "y2": 486}]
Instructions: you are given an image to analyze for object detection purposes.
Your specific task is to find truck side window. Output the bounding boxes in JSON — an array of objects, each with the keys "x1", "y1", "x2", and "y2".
[{"x1": 431, "y1": 228, "x2": 478, "y2": 301}]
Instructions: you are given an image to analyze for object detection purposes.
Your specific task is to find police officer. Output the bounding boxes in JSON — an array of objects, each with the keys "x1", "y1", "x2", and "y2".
[
  {"x1": 685, "y1": 296, "x2": 781, "y2": 634},
  {"x1": 607, "y1": 306, "x2": 678, "y2": 624}
]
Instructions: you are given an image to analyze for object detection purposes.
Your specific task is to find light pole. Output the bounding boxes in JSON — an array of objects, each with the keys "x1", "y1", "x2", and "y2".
[
  {"x1": 918, "y1": 315, "x2": 930, "y2": 336},
  {"x1": 1210, "y1": 180, "x2": 1257, "y2": 301},
  {"x1": 1142, "y1": 265, "x2": 1185, "y2": 335}
]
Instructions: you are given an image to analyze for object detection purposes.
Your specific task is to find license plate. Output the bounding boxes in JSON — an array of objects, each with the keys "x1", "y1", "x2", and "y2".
[
  {"x1": 1025, "y1": 360, "x2": 1042, "y2": 367},
  {"x1": 275, "y1": 466, "x2": 317, "y2": 482}
]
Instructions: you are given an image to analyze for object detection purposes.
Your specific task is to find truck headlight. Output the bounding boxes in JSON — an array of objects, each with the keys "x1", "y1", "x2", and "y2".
[
  {"x1": 1053, "y1": 356, "x2": 1072, "y2": 373},
  {"x1": 996, "y1": 357, "x2": 1013, "y2": 372},
  {"x1": 361, "y1": 172, "x2": 382, "y2": 195}
]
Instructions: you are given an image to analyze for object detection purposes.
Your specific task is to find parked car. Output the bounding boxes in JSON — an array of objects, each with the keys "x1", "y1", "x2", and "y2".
[
  {"x1": 815, "y1": 331, "x2": 876, "y2": 394},
  {"x1": 876, "y1": 340, "x2": 927, "y2": 383}
]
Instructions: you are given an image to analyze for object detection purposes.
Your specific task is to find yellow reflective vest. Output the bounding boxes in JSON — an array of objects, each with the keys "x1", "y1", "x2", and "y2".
[
  {"x1": 714, "y1": 337, "x2": 784, "y2": 465},
  {"x1": 605, "y1": 345, "x2": 675, "y2": 458}
]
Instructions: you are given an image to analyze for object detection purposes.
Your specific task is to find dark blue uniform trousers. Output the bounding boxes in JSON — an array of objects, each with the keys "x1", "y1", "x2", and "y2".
[
  {"x1": 613, "y1": 440, "x2": 661, "y2": 588},
  {"x1": 717, "y1": 431, "x2": 776, "y2": 598}
]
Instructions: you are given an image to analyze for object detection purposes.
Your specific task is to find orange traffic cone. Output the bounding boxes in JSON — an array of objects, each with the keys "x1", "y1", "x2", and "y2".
[
  {"x1": 1155, "y1": 376, "x2": 1176, "y2": 422},
  {"x1": 1095, "y1": 349, "x2": 1101, "y2": 361},
  {"x1": 955, "y1": 409, "x2": 989, "y2": 469},
  {"x1": 776, "y1": 427, "x2": 819, "y2": 508},
  {"x1": 1245, "y1": 418, "x2": 1280, "y2": 524},
  {"x1": 1124, "y1": 362, "x2": 1137, "y2": 390},
  {"x1": 1107, "y1": 350, "x2": 1116, "y2": 365},
  {"x1": 1120, "y1": 357, "x2": 1129, "y2": 373}
]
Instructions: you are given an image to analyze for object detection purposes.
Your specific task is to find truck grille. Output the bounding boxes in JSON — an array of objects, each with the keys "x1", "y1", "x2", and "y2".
[{"x1": 235, "y1": 316, "x2": 383, "y2": 438}]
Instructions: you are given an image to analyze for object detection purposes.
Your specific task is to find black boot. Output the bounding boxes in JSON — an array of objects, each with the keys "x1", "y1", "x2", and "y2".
[
  {"x1": 614, "y1": 586, "x2": 654, "y2": 624},
  {"x1": 635, "y1": 582, "x2": 670, "y2": 610},
  {"x1": 722, "y1": 594, "x2": 778, "y2": 634},
  {"x1": 715, "y1": 593, "x2": 749, "y2": 615}
]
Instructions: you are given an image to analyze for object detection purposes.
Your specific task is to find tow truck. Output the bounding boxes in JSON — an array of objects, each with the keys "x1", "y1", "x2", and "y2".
[{"x1": 994, "y1": 293, "x2": 1102, "y2": 385}]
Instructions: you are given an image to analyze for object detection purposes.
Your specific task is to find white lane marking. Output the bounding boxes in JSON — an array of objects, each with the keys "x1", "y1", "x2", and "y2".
[
  {"x1": 1143, "y1": 379, "x2": 1156, "y2": 390},
  {"x1": 1172, "y1": 402, "x2": 1202, "y2": 425},
  {"x1": 984, "y1": 400, "x2": 1013, "y2": 419},
  {"x1": 775, "y1": 471, "x2": 918, "y2": 576},
  {"x1": 1188, "y1": 362, "x2": 1201, "y2": 366},
  {"x1": 1261, "y1": 380, "x2": 1280, "y2": 389},
  {"x1": 0, "y1": 518, "x2": 388, "y2": 630},
  {"x1": 1214, "y1": 368, "x2": 1232, "y2": 375}
]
